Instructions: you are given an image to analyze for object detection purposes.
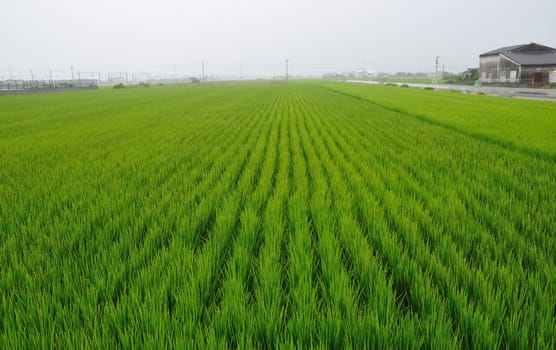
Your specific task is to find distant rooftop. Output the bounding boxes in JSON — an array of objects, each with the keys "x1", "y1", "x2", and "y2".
[{"x1": 480, "y1": 42, "x2": 556, "y2": 66}]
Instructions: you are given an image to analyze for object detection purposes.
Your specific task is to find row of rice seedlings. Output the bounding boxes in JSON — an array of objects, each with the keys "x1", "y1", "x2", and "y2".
[
  {"x1": 178, "y1": 95, "x2": 281, "y2": 250},
  {"x1": 284, "y1": 98, "x2": 319, "y2": 347},
  {"x1": 311, "y1": 87, "x2": 554, "y2": 347},
  {"x1": 176, "y1": 95, "x2": 282, "y2": 347},
  {"x1": 208, "y1": 95, "x2": 283, "y2": 347},
  {"x1": 295, "y1": 92, "x2": 424, "y2": 347},
  {"x1": 294, "y1": 93, "x2": 362, "y2": 348},
  {"x1": 179, "y1": 94, "x2": 286, "y2": 343},
  {"x1": 252, "y1": 95, "x2": 292, "y2": 347}
]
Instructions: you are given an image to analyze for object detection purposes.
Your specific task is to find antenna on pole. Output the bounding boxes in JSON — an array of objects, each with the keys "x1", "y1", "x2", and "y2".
[{"x1": 285, "y1": 58, "x2": 289, "y2": 82}]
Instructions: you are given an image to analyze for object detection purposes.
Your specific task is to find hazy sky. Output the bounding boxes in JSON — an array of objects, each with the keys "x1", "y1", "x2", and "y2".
[{"x1": 2, "y1": 0, "x2": 556, "y2": 79}]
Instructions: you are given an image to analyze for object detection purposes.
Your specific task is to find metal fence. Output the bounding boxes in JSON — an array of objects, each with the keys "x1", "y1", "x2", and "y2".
[{"x1": 0, "y1": 79, "x2": 98, "y2": 91}]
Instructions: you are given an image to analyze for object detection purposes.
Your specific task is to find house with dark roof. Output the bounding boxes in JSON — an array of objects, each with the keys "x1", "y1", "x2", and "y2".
[{"x1": 479, "y1": 43, "x2": 556, "y2": 86}]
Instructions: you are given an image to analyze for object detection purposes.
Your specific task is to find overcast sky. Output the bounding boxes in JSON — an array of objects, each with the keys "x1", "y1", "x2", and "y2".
[{"x1": 2, "y1": 0, "x2": 555, "y2": 79}]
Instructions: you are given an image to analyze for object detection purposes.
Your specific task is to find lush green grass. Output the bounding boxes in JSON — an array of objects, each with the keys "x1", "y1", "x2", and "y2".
[{"x1": 0, "y1": 82, "x2": 555, "y2": 348}]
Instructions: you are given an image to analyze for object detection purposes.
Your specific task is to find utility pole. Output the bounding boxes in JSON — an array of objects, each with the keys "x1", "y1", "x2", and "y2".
[
  {"x1": 202, "y1": 61, "x2": 205, "y2": 83},
  {"x1": 125, "y1": 72, "x2": 129, "y2": 84},
  {"x1": 98, "y1": 72, "x2": 101, "y2": 86},
  {"x1": 442, "y1": 64, "x2": 445, "y2": 80},
  {"x1": 78, "y1": 72, "x2": 81, "y2": 87},
  {"x1": 285, "y1": 58, "x2": 289, "y2": 82},
  {"x1": 71, "y1": 66, "x2": 74, "y2": 84},
  {"x1": 49, "y1": 69, "x2": 53, "y2": 87},
  {"x1": 30, "y1": 70, "x2": 34, "y2": 88},
  {"x1": 435, "y1": 56, "x2": 440, "y2": 84}
]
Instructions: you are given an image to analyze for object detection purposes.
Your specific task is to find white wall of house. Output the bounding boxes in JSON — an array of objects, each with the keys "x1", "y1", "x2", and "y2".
[{"x1": 550, "y1": 70, "x2": 556, "y2": 83}]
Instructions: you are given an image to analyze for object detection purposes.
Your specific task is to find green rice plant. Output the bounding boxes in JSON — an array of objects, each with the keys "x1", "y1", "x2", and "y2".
[{"x1": 1, "y1": 81, "x2": 555, "y2": 348}]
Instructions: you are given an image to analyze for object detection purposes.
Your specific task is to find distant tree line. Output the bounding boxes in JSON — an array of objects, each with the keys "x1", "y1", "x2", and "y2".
[{"x1": 444, "y1": 68, "x2": 479, "y2": 84}]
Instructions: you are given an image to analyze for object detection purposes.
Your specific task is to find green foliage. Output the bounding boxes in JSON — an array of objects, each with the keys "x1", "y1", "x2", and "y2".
[
  {"x1": 444, "y1": 68, "x2": 479, "y2": 84},
  {"x1": 0, "y1": 82, "x2": 555, "y2": 348},
  {"x1": 113, "y1": 83, "x2": 126, "y2": 89}
]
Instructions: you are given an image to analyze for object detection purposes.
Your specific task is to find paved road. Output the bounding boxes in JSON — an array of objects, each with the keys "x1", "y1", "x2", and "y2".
[{"x1": 345, "y1": 80, "x2": 556, "y2": 101}]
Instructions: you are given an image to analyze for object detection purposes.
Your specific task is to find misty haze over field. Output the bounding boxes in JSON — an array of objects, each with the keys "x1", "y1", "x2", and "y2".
[{"x1": 2, "y1": 0, "x2": 555, "y2": 79}]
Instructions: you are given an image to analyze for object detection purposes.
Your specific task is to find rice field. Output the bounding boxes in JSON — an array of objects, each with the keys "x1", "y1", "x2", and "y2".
[{"x1": 0, "y1": 82, "x2": 555, "y2": 348}]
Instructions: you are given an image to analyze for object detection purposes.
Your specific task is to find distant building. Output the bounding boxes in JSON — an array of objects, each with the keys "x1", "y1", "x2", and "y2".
[
  {"x1": 355, "y1": 70, "x2": 377, "y2": 79},
  {"x1": 479, "y1": 42, "x2": 556, "y2": 85}
]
